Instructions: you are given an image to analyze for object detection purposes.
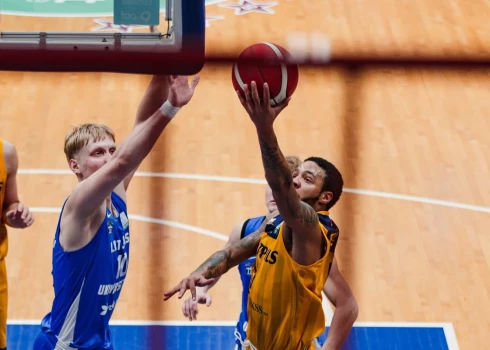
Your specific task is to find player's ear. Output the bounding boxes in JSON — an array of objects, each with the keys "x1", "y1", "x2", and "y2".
[
  {"x1": 69, "y1": 158, "x2": 80, "y2": 175},
  {"x1": 320, "y1": 191, "x2": 333, "y2": 206}
]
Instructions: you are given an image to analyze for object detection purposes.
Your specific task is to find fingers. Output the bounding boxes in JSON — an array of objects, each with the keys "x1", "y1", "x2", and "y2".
[
  {"x1": 189, "y1": 279, "x2": 196, "y2": 301},
  {"x1": 251, "y1": 81, "x2": 261, "y2": 105},
  {"x1": 178, "y1": 280, "x2": 189, "y2": 299},
  {"x1": 243, "y1": 84, "x2": 253, "y2": 107},
  {"x1": 24, "y1": 211, "x2": 34, "y2": 227},
  {"x1": 163, "y1": 283, "x2": 183, "y2": 301},
  {"x1": 183, "y1": 298, "x2": 196, "y2": 321},
  {"x1": 5, "y1": 204, "x2": 34, "y2": 228},
  {"x1": 17, "y1": 203, "x2": 24, "y2": 216},
  {"x1": 182, "y1": 298, "x2": 189, "y2": 318},
  {"x1": 5, "y1": 210, "x2": 15, "y2": 220},
  {"x1": 167, "y1": 75, "x2": 176, "y2": 85},
  {"x1": 262, "y1": 82, "x2": 271, "y2": 103},
  {"x1": 190, "y1": 301, "x2": 198, "y2": 320},
  {"x1": 20, "y1": 206, "x2": 29, "y2": 221},
  {"x1": 182, "y1": 294, "x2": 207, "y2": 321},
  {"x1": 163, "y1": 289, "x2": 177, "y2": 301},
  {"x1": 275, "y1": 96, "x2": 292, "y2": 114},
  {"x1": 206, "y1": 294, "x2": 212, "y2": 307}
]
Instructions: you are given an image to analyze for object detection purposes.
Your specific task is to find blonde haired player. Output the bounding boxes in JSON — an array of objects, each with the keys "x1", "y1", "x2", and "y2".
[
  {"x1": 165, "y1": 81, "x2": 347, "y2": 349},
  {"x1": 33, "y1": 74, "x2": 199, "y2": 349},
  {"x1": 0, "y1": 139, "x2": 35, "y2": 350}
]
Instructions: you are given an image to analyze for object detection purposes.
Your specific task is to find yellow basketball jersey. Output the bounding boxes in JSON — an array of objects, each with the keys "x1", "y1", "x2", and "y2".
[
  {"x1": 0, "y1": 139, "x2": 8, "y2": 260},
  {"x1": 245, "y1": 211, "x2": 339, "y2": 350}
]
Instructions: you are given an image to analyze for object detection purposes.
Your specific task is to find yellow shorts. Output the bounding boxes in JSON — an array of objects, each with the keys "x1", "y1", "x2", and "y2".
[{"x1": 0, "y1": 259, "x2": 7, "y2": 349}]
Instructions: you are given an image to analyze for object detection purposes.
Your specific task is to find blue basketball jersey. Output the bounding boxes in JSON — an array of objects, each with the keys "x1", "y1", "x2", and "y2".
[
  {"x1": 37, "y1": 192, "x2": 130, "y2": 349},
  {"x1": 234, "y1": 215, "x2": 266, "y2": 346}
]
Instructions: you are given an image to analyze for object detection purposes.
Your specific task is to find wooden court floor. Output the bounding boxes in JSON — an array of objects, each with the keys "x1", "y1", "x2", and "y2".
[{"x1": 2, "y1": 1, "x2": 490, "y2": 349}]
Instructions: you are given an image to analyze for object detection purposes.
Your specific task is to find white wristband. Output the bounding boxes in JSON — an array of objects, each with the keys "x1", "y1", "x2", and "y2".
[{"x1": 160, "y1": 100, "x2": 181, "y2": 118}]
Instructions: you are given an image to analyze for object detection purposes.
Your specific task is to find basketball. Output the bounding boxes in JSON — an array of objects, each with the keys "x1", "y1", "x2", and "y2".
[{"x1": 232, "y1": 42, "x2": 299, "y2": 107}]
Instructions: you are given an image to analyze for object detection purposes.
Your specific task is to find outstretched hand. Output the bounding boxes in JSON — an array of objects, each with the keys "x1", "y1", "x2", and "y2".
[
  {"x1": 182, "y1": 291, "x2": 213, "y2": 321},
  {"x1": 163, "y1": 272, "x2": 215, "y2": 302},
  {"x1": 236, "y1": 81, "x2": 291, "y2": 130},
  {"x1": 167, "y1": 75, "x2": 200, "y2": 108}
]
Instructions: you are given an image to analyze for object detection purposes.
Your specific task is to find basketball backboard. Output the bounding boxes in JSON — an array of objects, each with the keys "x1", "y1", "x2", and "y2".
[{"x1": 0, "y1": 0, "x2": 205, "y2": 75}]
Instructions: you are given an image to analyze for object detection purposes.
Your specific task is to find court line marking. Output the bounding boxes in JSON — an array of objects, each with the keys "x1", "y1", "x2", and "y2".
[
  {"x1": 442, "y1": 323, "x2": 460, "y2": 350},
  {"x1": 19, "y1": 169, "x2": 490, "y2": 214},
  {"x1": 30, "y1": 207, "x2": 229, "y2": 242},
  {"x1": 4, "y1": 319, "x2": 461, "y2": 348}
]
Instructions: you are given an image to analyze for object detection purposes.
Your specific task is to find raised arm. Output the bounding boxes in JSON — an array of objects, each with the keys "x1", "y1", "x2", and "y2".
[
  {"x1": 123, "y1": 75, "x2": 171, "y2": 190},
  {"x1": 321, "y1": 259, "x2": 358, "y2": 350},
  {"x1": 237, "y1": 82, "x2": 321, "y2": 248},
  {"x1": 63, "y1": 76, "x2": 199, "y2": 240}
]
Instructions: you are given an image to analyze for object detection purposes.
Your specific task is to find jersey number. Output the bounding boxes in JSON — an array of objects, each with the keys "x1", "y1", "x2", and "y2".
[{"x1": 116, "y1": 252, "x2": 128, "y2": 279}]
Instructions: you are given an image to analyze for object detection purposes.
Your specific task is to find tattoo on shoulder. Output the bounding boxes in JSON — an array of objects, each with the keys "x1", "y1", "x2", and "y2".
[
  {"x1": 284, "y1": 196, "x2": 319, "y2": 228},
  {"x1": 299, "y1": 202, "x2": 319, "y2": 227}
]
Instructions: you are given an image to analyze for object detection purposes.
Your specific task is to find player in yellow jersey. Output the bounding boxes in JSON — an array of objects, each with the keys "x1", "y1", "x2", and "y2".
[
  {"x1": 165, "y1": 82, "x2": 347, "y2": 349},
  {"x1": 0, "y1": 139, "x2": 35, "y2": 350},
  {"x1": 180, "y1": 156, "x2": 357, "y2": 350}
]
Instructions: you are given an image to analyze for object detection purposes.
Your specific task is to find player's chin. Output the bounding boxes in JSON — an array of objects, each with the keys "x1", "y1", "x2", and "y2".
[{"x1": 268, "y1": 202, "x2": 277, "y2": 212}]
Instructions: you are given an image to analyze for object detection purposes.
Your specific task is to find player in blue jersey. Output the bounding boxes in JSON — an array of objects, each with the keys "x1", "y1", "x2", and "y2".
[
  {"x1": 181, "y1": 156, "x2": 358, "y2": 350},
  {"x1": 33, "y1": 74, "x2": 200, "y2": 350}
]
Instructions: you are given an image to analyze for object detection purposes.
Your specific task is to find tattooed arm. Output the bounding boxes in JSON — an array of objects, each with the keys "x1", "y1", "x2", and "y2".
[
  {"x1": 255, "y1": 126, "x2": 323, "y2": 263},
  {"x1": 195, "y1": 228, "x2": 262, "y2": 279},
  {"x1": 257, "y1": 129, "x2": 319, "y2": 227},
  {"x1": 236, "y1": 82, "x2": 321, "y2": 259},
  {"x1": 163, "y1": 211, "x2": 275, "y2": 302}
]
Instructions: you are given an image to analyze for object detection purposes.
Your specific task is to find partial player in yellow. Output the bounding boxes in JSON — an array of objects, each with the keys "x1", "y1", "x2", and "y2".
[
  {"x1": 164, "y1": 81, "x2": 346, "y2": 350},
  {"x1": 0, "y1": 138, "x2": 35, "y2": 350}
]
